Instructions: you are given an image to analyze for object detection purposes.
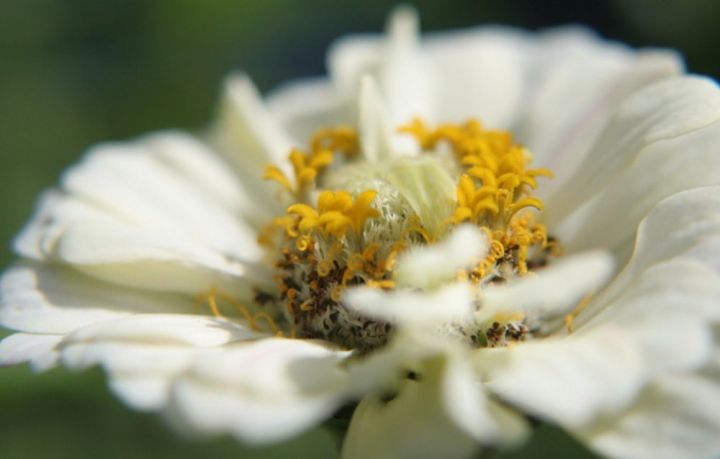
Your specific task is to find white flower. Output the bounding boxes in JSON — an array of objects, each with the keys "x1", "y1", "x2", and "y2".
[{"x1": 3, "y1": 6, "x2": 720, "y2": 459}]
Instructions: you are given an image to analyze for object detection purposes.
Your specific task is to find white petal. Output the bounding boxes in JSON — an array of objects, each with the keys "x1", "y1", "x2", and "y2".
[
  {"x1": 108, "y1": 374, "x2": 176, "y2": 411},
  {"x1": 15, "y1": 132, "x2": 268, "y2": 294},
  {"x1": 267, "y1": 77, "x2": 353, "y2": 146},
  {"x1": 0, "y1": 332, "x2": 61, "y2": 370},
  {"x1": 210, "y1": 73, "x2": 293, "y2": 182},
  {"x1": 586, "y1": 258, "x2": 720, "y2": 326},
  {"x1": 328, "y1": 33, "x2": 382, "y2": 100},
  {"x1": 59, "y1": 341, "x2": 199, "y2": 411},
  {"x1": 344, "y1": 282, "x2": 474, "y2": 325},
  {"x1": 55, "y1": 315, "x2": 259, "y2": 411},
  {"x1": 479, "y1": 251, "x2": 614, "y2": 322},
  {"x1": 441, "y1": 356, "x2": 528, "y2": 445},
  {"x1": 358, "y1": 76, "x2": 394, "y2": 162},
  {"x1": 165, "y1": 338, "x2": 348, "y2": 444},
  {"x1": 559, "y1": 120, "x2": 720, "y2": 257},
  {"x1": 518, "y1": 33, "x2": 681, "y2": 190},
  {"x1": 424, "y1": 27, "x2": 525, "y2": 128},
  {"x1": 548, "y1": 76, "x2": 720, "y2": 224},
  {"x1": 622, "y1": 314, "x2": 712, "y2": 377},
  {"x1": 62, "y1": 134, "x2": 261, "y2": 259},
  {"x1": 478, "y1": 325, "x2": 646, "y2": 427},
  {"x1": 206, "y1": 75, "x2": 288, "y2": 219},
  {"x1": 379, "y1": 6, "x2": 433, "y2": 128},
  {"x1": 60, "y1": 341, "x2": 198, "y2": 375},
  {"x1": 143, "y1": 132, "x2": 262, "y2": 225},
  {"x1": 343, "y1": 355, "x2": 527, "y2": 459},
  {"x1": 575, "y1": 187, "x2": 720, "y2": 327},
  {"x1": 328, "y1": 7, "x2": 432, "y2": 130},
  {"x1": 0, "y1": 262, "x2": 196, "y2": 334},
  {"x1": 578, "y1": 375, "x2": 720, "y2": 459},
  {"x1": 63, "y1": 314, "x2": 259, "y2": 347},
  {"x1": 578, "y1": 261, "x2": 717, "y2": 376},
  {"x1": 393, "y1": 224, "x2": 488, "y2": 289},
  {"x1": 50, "y1": 221, "x2": 259, "y2": 295}
]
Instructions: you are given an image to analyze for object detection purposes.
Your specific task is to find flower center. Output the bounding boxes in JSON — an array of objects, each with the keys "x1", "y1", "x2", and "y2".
[{"x1": 257, "y1": 119, "x2": 558, "y2": 351}]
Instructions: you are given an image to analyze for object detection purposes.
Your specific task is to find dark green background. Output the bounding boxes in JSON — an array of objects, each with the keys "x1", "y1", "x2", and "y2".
[{"x1": 1, "y1": 1, "x2": 717, "y2": 457}]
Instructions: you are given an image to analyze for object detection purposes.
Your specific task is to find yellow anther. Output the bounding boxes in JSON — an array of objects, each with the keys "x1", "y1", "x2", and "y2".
[
  {"x1": 348, "y1": 190, "x2": 380, "y2": 233},
  {"x1": 330, "y1": 286, "x2": 343, "y2": 302},
  {"x1": 309, "y1": 149, "x2": 334, "y2": 169},
  {"x1": 264, "y1": 126, "x2": 359, "y2": 196},
  {"x1": 318, "y1": 190, "x2": 354, "y2": 213},
  {"x1": 311, "y1": 126, "x2": 359, "y2": 155},
  {"x1": 366, "y1": 279, "x2": 395, "y2": 289},
  {"x1": 317, "y1": 260, "x2": 332, "y2": 277},
  {"x1": 529, "y1": 168, "x2": 554, "y2": 179},
  {"x1": 362, "y1": 243, "x2": 380, "y2": 262},
  {"x1": 318, "y1": 211, "x2": 353, "y2": 237},
  {"x1": 467, "y1": 167, "x2": 498, "y2": 188},
  {"x1": 509, "y1": 197, "x2": 544, "y2": 216},
  {"x1": 296, "y1": 235, "x2": 312, "y2": 252},
  {"x1": 263, "y1": 165, "x2": 293, "y2": 192},
  {"x1": 452, "y1": 206, "x2": 473, "y2": 224},
  {"x1": 299, "y1": 299, "x2": 314, "y2": 311},
  {"x1": 347, "y1": 253, "x2": 365, "y2": 272},
  {"x1": 287, "y1": 288, "x2": 298, "y2": 301}
]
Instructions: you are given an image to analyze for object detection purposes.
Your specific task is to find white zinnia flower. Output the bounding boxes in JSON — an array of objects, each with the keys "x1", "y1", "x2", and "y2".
[{"x1": 3, "y1": 7, "x2": 720, "y2": 459}]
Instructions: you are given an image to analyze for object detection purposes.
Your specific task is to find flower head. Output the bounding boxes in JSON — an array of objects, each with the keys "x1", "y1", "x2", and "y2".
[{"x1": 3, "y1": 6, "x2": 720, "y2": 459}]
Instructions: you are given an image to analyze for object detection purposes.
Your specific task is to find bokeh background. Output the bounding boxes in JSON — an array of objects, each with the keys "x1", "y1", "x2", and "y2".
[{"x1": 1, "y1": 0, "x2": 718, "y2": 458}]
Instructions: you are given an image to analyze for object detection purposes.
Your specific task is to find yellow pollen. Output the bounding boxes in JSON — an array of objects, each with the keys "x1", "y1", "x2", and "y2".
[
  {"x1": 259, "y1": 120, "x2": 559, "y2": 349},
  {"x1": 287, "y1": 190, "x2": 380, "y2": 239},
  {"x1": 264, "y1": 126, "x2": 359, "y2": 197},
  {"x1": 401, "y1": 118, "x2": 555, "y2": 279}
]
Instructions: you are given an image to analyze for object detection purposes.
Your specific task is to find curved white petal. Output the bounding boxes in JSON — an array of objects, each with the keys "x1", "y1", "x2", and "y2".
[
  {"x1": 0, "y1": 262, "x2": 197, "y2": 334},
  {"x1": 378, "y1": 6, "x2": 433, "y2": 128},
  {"x1": 478, "y1": 325, "x2": 646, "y2": 427},
  {"x1": 479, "y1": 251, "x2": 614, "y2": 323},
  {"x1": 578, "y1": 375, "x2": 720, "y2": 459},
  {"x1": 423, "y1": 27, "x2": 526, "y2": 128},
  {"x1": 328, "y1": 7, "x2": 431, "y2": 128},
  {"x1": 343, "y1": 355, "x2": 527, "y2": 459},
  {"x1": 548, "y1": 76, "x2": 720, "y2": 224},
  {"x1": 0, "y1": 332, "x2": 61, "y2": 370},
  {"x1": 358, "y1": 76, "x2": 394, "y2": 161},
  {"x1": 213, "y1": 74, "x2": 292, "y2": 169},
  {"x1": 108, "y1": 374, "x2": 178, "y2": 412},
  {"x1": 165, "y1": 338, "x2": 349, "y2": 444},
  {"x1": 517, "y1": 32, "x2": 681, "y2": 190},
  {"x1": 587, "y1": 258, "x2": 720, "y2": 326},
  {"x1": 344, "y1": 282, "x2": 473, "y2": 326},
  {"x1": 61, "y1": 134, "x2": 261, "y2": 259},
  {"x1": 393, "y1": 224, "x2": 488, "y2": 290},
  {"x1": 267, "y1": 77, "x2": 353, "y2": 146},
  {"x1": 62, "y1": 314, "x2": 258, "y2": 347},
  {"x1": 576, "y1": 186, "x2": 720, "y2": 327},
  {"x1": 560, "y1": 120, "x2": 720, "y2": 257},
  {"x1": 15, "y1": 132, "x2": 267, "y2": 294},
  {"x1": 56, "y1": 314, "x2": 260, "y2": 411}
]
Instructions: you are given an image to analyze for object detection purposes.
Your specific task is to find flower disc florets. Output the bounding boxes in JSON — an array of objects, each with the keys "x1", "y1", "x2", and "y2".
[{"x1": 257, "y1": 118, "x2": 557, "y2": 351}]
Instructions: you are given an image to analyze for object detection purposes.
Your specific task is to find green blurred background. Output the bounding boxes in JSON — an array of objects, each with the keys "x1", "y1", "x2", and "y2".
[{"x1": 0, "y1": 0, "x2": 718, "y2": 457}]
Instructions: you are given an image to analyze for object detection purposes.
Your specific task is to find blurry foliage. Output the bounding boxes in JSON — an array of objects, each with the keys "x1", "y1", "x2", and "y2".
[{"x1": 0, "y1": 0, "x2": 716, "y2": 457}]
